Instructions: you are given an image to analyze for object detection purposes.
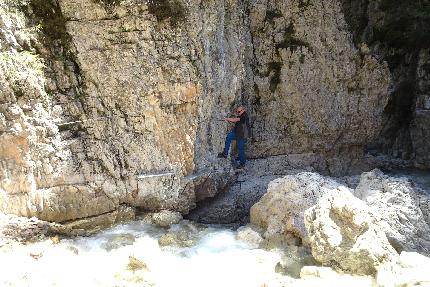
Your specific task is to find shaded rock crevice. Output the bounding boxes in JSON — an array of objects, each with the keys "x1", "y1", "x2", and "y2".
[{"x1": 340, "y1": 0, "x2": 430, "y2": 168}]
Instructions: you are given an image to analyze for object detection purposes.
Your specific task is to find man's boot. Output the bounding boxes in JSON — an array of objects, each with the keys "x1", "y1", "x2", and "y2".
[{"x1": 217, "y1": 152, "x2": 227, "y2": 159}]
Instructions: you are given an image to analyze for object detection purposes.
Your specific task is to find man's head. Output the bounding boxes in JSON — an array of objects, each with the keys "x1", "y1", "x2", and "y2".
[{"x1": 235, "y1": 106, "x2": 246, "y2": 116}]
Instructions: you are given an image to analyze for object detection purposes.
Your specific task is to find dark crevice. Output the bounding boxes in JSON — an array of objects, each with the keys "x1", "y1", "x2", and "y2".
[{"x1": 340, "y1": 0, "x2": 429, "y2": 162}]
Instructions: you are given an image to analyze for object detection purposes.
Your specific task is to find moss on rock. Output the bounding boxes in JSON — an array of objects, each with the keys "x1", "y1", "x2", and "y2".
[{"x1": 147, "y1": 0, "x2": 186, "y2": 28}]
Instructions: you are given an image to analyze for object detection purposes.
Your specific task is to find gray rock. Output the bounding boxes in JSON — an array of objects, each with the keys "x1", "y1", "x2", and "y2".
[
  {"x1": 354, "y1": 169, "x2": 430, "y2": 256},
  {"x1": 304, "y1": 189, "x2": 398, "y2": 275},
  {"x1": 144, "y1": 210, "x2": 182, "y2": 228},
  {"x1": 250, "y1": 172, "x2": 349, "y2": 244}
]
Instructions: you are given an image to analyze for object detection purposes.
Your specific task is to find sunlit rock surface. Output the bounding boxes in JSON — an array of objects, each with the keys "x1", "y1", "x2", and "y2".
[
  {"x1": 304, "y1": 189, "x2": 398, "y2": 275},
  {"x1": 355, "y1": 169, "x2": 430, "y2": 256},
  {"x1": 1, "y1": 0, "x2": 391, "y2": 223},
  {"x1": 250, "y1": 172, "x2": 350, "y2": 244},
  {"x1": 143, "y1": 210, "x2": 183, "y2": 227}
]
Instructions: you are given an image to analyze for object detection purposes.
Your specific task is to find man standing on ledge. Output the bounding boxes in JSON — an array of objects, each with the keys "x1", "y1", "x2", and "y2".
[{"x1": 218, "y1": 106, "x2": 251, "y2": 169}]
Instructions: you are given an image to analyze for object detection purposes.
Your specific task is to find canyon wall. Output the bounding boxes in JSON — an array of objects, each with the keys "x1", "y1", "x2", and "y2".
[
  {"x1": 341, "y1": 0, "x2": 430, "y2": 168},
  {"x1": 0, "y1": 0, "x2": 393, "y2": 223}
]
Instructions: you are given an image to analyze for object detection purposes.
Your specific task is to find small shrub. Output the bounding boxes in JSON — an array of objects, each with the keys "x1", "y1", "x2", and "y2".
[
  {"x1": 147, "y1": 0, "x2": 186, "y2": 28},
  {"x1": 265, "y1": 9, "x2": 282, "y2": 24},
  {"x1": 18, "y1": 0, "x2": 70, "y2": 48},
  {"x1": 267, "y1": 61, "x2": 282, "y2": 92}
]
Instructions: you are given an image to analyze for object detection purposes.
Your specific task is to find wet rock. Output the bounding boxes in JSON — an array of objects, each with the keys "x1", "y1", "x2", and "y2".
[
  {"x1": 102, "y1": 234, "x2": 136, "y2": 251},
  {"x1": 50, "y1": 235, "x2": 60, "y2": 245},
  {"x1": 144, "y1": 210, "x2": 182, "y2": 228},
  {"x1": 61, "y1": 205, "x2": 136, "y2": 234},
  {"x1": 354, "y1": 169, "x2": 430, "y2": 255},
  {"x1": 66, "y1": 245, "x2": 79, "y2": 255},
  {"x1": 250, "y1": 172, "x2": 350, "y2": 245},
  {"x1": 158, "y1": 231, "x2": 194, "y2": 248},
  {"x1": 236, "y1": 225, "x2": 264, "y2": 247},
  {"x1": 29, "y1": 252, "x2": 43, "y2": 260},
  {"x1": 304, "y1": 189, "x2": 398, "y2": 275},
  {"x1": 127, "y1": 256, "x2": 148, "y2": 272},
  {"x1": 274, "y1": 246, "x2": 317, "y2": 279}
]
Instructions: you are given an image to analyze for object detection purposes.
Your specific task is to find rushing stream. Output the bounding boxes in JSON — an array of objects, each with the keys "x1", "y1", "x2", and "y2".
[
  {"x1": 1, "y1": 172, "x2": 429, "y2": 287},
  {"x1": 0, "y1": 219, "x2": 310, "y2": 287}
]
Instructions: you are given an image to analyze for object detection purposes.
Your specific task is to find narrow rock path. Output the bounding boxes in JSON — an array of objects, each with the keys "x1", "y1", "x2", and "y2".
[{"x1": 187, "y1": 155, "x2": 312, "y2": 224}]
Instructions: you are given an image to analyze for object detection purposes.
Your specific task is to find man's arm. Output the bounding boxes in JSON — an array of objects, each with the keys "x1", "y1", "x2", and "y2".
[{"x1": 224, "y1": 117, "x2": 241, "y2": 123}]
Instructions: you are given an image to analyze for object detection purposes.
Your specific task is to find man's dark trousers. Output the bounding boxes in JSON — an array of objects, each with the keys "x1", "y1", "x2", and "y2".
[{"x1": 223, "y1": 131, "x2": 246, "y2": 165}]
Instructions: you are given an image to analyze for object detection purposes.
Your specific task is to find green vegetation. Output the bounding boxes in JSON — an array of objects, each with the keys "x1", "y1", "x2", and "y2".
[
  {"x1": 374, "y1": 0, "x2": 430, "y2": 50},
  {"x1": 267, "y1": 61, "x2": 282, "y2": 92},
  {"x1": 16, "y1": 0, "x2": 71, "y2": 48},
  {"x1": 298, "y1": 0, "x2": 311, "y2": 10},
  {"x1": 147, "y1": 0, "x2": 187, "y2": 28},
  {"x1": 276, "y1": 23, "x2": 311, "y2": 53},
  {"x1": 1, "y1": 50, "x2": 47, "y2": 102},
  {"x1": 264, "y1": 9, "x2": 282, "y2": 24},
  {"x1": 299, "y1": 54, "x2": 305, "y2": 63}
]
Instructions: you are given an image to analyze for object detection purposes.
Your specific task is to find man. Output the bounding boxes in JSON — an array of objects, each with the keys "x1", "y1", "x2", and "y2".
[{"x1": 218, "y1": 106, "x2": 251, "y2": 169}]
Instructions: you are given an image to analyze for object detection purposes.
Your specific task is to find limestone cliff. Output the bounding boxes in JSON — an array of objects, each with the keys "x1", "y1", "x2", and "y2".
[
  {"x1": 1, "y1": 0, "x2": 394, "y2": 223},
  {"x1": 341, "y1": 0, "x2": 430, "y2": 168}
]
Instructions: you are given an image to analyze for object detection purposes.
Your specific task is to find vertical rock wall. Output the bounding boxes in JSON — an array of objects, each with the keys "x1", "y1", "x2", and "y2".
[
  {"x1": 0, "y1": 0, "x2": 392, "y2": 223},
  {"x1": 341, "y1": 0, "x2": 430, "y2": 169}
]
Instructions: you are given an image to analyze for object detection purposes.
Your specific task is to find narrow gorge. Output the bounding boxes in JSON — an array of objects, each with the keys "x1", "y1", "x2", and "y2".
[{"x1": 0, "y1": 0, "x2": 429, "y2": 286}]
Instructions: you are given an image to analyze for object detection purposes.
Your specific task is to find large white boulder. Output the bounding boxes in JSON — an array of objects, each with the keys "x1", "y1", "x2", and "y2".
[
  {"x1": 304, "y1": 190, "x2": 398, "y2": 275},
  {"x1": 250, "y1": 172, "x2": 350, "y2": 245},
  {"x1": 377, "y1": 252, "x2": 430, "y2": 286},
  {"x1": 354, "y1": 169, "x2": 430, "y2": 255}
]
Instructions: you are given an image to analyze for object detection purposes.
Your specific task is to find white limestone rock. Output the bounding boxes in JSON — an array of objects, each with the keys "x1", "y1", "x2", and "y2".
[
  {"x1": 250, "y1": 172, "x2": 350, "y2": 245},
  {"x1": 354, "y1": 169, "x2": 430, "y2": 255},
  {"x1": 304, "y1": 189, "x2": 398, "y2": 275}
]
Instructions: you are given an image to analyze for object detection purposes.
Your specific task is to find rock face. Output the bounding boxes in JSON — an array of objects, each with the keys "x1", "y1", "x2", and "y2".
[
  {"x1": 1, "y1": 0, "x2": 392, "y2": 223},
  {"x1": 341, "y1": 1, "x2": 430, "y2": 168},
  {"x1": 247, "y1": 0, "x2": 390, "y2": 163},
  {"x1": 354, "y1": 169, "x2": 430, "y2": 255},
  {"x1": 304, "y1": 189, "x2": 398, "y2": 275},
  {"x1": 250, "y1": 172, "x2": 349, "y2": 244}
]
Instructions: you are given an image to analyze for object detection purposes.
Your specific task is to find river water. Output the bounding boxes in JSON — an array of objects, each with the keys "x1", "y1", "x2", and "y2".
[
  {"x1": 0, "y1": 220, "x2": 307, "y2": 287},
  {"x1": 1, "y1": 171, "x2": 429, "y2": 286}
]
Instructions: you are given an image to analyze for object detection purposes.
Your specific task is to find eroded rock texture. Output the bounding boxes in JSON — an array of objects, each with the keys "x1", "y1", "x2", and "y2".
[
  {"x1": 355, "y1": 169, "x2": 430, "y2": 256},
  {"x1": 304, "y1": 189, "x2": 398, "y2": 275},
  {"x1": 1, "y1": 0, "x2": 391, "y2": 223},
  {"x1": 341, "y1": 0, "x2": 430, "y2": 168},
  {"x1": 250, "y1": 172, "x2": 349, "y2": 245}
]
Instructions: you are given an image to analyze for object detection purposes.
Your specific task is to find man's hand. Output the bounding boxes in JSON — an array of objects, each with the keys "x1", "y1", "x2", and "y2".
[{"x1": 224, "y1": 117, "x2": 240, "y2": 123}]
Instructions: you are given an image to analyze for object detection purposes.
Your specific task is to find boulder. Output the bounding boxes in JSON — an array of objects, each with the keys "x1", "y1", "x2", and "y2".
[
  {"x1": 304, "y1": 190, "x2": 398, "y2": 275},
  {"x1": 236, "y1": 225, "x2": 264, "y2": 247},
  {"x1": 250, "y1": 172, "x2": 350, "y2": 245},
  {"x1": 102, "y1": 233, "x2": 136, "y2": 251},
  {"x1": 354, "y1": 169, "x2": 430, "y2": 255},
  {"x1": 143, "y1": 210, "x2": 182, "y2": 228}
]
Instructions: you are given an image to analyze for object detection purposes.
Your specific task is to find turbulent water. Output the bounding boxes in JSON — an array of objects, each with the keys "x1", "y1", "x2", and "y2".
[{"x1": 0, "y1": 220, "x2": 308, "y2": 287}]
